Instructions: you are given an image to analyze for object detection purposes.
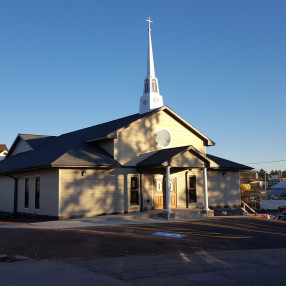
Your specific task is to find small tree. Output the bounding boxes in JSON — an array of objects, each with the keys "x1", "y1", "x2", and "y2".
[{"x1": 240, "y1": 184, "x2": 251, "y2": 198}]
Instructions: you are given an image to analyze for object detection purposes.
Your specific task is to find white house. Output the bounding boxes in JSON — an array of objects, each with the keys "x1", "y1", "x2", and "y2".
[{"x1": 0, "y1": 145, "x2": 8, "y2": 161}]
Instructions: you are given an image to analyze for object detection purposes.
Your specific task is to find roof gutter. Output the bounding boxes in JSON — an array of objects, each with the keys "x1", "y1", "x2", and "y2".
[{"x1": 0, "y1": 164, "x2": 52, "y2": 175}]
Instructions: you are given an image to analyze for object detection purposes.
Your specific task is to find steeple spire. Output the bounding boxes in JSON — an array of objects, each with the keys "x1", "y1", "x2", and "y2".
[
  {"x1": 139, "y1": 17, "x2": 164, "y2": 114},
  {"x1": 146, "y1": 17, "x2": 155, "y2": 77}
]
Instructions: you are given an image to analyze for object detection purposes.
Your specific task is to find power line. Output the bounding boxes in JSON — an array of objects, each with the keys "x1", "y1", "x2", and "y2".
[{"x1": 245, "y1": 159, "x2": 286, "y2": 164}]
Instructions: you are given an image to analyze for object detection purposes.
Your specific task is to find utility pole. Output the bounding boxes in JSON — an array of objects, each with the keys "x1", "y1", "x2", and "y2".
[{"x1": 264, "y1": 172, "x2": 267, "y2": 198}]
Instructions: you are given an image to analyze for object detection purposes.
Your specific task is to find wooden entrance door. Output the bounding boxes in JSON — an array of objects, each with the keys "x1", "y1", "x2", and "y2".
[{"x1": 154, "y1": 178, "x2": 177, "y2": 209}]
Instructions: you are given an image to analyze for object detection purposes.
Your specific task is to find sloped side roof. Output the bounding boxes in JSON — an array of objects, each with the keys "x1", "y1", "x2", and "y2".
[
  {"x1": 207, "y1": 154, "x2": 253, "y2": 170},
  {"x1": 0, "y1": 110, "x2": 153, "y2": 173},
  {"x1": 52, "y1": 143, "x2": 120, "y2": 167},
  {"x1": 6, "y1": 134, "x2": 56, "y2": 158},
  {"x1": 20, "y1": 134, "x2": 57, "y2": 150},
  {"x1": 137, "y1": 145, "x2": 218, "y2": 168}
]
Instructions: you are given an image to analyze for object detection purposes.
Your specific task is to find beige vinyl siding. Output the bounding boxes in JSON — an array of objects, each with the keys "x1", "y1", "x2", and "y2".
[
  {"x1": 207, "y1": 170, "x2": 241, "y2": 207},
  {"x1": 16, "y1": 169, "x2": 59, "y2": 216},
  {"x1": 0, "y1": 176, "x2": 14, "y2": 212},
  {"x1": 169, "y1": 152, "x2": 205, "y2": 168},
  {"x1": 175, "y1": 169, "x2": 205, "y2": 209},
  {"x1": 59, "y1": 168, "x2": 125, "y2": 218},
  {"x1": 115, "y1": 110, "x2": 206, "y2": 165},
  {"x1": 175, "y1": 171, "x2": 187, "y2": 208},
  {"x1": 141, "y1": 174, "x2": 154, "y2": 210}
]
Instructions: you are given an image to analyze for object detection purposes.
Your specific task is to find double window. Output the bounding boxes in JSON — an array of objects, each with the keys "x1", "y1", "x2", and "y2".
[
  {"x1": 130, "y1": 176, "x2": 139, "y2": 205},
  {"x1": 144, "y1": 79, "x2": 158, "y2": 93}
]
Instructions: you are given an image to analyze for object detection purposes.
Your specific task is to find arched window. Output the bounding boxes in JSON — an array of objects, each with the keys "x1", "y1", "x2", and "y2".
[
  {"x1": 152, "y1": 79, "x2": 158, "y2": 93},
  {"x1": 145, "y1": 79, "x2": 149, "y2": 93}
]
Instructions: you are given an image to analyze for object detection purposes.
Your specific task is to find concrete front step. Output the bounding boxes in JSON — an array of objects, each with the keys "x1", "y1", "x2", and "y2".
[
  {"x1": 159, "y1": 209, "x2": 214, "y2": 220},
  {"x1": 124, "y1": 209, "x2": 214, "y2": 220}
]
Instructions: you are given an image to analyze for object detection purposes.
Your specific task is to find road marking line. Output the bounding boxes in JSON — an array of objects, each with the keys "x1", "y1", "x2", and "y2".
[
  {"x1": 184, "y1": 221, "x2": 286, "y2": 236},
  {"x1": 217, "y1": 219, "x2": 286, "y2": 230}
]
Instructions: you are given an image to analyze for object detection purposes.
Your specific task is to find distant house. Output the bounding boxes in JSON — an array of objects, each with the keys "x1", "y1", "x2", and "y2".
[
  {"x1": 270, "y1": 181, "x2": 286, "y2": 196},
  {"x1": 0, "y1": 145, "x2": 8, "y2": 161}
]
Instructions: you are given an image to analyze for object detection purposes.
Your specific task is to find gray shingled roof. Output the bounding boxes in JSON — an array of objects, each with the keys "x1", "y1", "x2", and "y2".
[
  {"x1": 137, "y1": 146, "x2": 192, "y2": 166},
  {"x1": 206, "y1": 154, "x2": 253, "y2": 170},
  {"x1": 0, "y1": 106, "x2": 243, "y2": 174},
  {"x1": 137, "y1": 147, "x2": 251, "y2": 170},
  {"x1": 20, "y1": 134, "x2": 57, "y2": 150},
  {"x1": 137, "y1": 145, "x2": 215, "y2": 167}
]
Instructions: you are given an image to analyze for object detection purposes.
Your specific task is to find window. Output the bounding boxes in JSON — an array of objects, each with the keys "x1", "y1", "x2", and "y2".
[
  {"x1": 130, "y1": 176, "x2": 139, "y2": 205},
  {"x1": 24, "y1": 178, "x2": 29, "y2": 208},
  {"x1": 152, "y1": 79, "x2": 158, "y2": 93},
  {"x1": 145, "y1": 79, "x2": 149, "y2": 93},
  {"x1": 188, "y1": 176, "x2": 197, "y2": 203},
  {"x1": 35, "y1": 177, "x2": 40, "y2": 209}
]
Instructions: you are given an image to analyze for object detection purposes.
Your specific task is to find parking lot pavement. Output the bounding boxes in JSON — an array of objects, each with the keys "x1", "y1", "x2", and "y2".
[
  {"x1": 1, "y1": 217, "x2": 286, "y2": 261},
  {"x1": 74, "y1": 217, "x2": 286, "y2": 251}
]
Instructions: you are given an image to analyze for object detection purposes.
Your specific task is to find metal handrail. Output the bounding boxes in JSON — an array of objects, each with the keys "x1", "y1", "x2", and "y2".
[
  {"x1": 241, "y1": 200, "x2": 257, "y2": 215},
  {"x1": 241, "y1": 200, "x2": 270, "y2": 219}
]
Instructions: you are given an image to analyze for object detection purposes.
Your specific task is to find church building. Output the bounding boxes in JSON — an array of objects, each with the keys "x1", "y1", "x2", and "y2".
[{"x1": 0, "y1": 19, "x2": 251, "y2": 219}]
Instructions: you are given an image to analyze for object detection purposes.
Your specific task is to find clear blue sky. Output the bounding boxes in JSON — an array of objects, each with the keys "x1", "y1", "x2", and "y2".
[{"x1": 0, "y1": 0, "x2": 285, "y2": 172}]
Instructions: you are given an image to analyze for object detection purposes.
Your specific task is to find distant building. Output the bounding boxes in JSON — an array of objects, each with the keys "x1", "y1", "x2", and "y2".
[
  {"x1": 270, "y1": 175, "x2": 278, "y2": 180},
  {"x1": 269, "y1": 181, "x2": 286, "y2": 197},
  {"x1": 0, "y1": 145, "x2": 8, "y2": 161}
]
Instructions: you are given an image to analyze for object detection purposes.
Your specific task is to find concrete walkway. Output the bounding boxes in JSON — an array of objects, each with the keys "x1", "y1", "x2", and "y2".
[{"x1": 30, "y1": 210, "x2": 230, "y2": 229}]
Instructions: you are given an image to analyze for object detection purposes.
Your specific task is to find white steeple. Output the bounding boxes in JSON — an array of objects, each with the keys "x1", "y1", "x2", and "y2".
[{"x1": 139, "y1": 17, "x2": 164, "y2": 114}]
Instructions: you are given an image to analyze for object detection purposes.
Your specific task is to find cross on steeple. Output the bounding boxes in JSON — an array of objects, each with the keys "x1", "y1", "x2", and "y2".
[{"x1": 146, "y1": 17, "x2": 153, "y2": 31}]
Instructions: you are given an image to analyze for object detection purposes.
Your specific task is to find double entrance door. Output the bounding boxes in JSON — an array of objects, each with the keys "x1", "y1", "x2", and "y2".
[{"x1": 154, "y1": 177, "x2": 177, "y2": 209}]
